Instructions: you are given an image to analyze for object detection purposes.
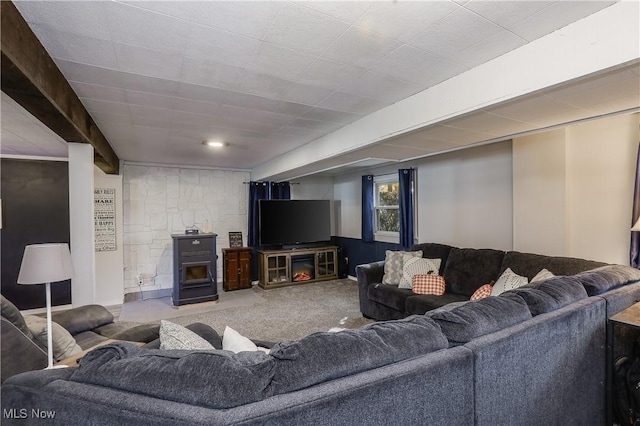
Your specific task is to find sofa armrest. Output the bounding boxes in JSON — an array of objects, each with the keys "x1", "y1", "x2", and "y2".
[
  {"x1": 1, "y1": 318, "x2": 47, "y2": 383},
  {"x1": 356, "y1": 261, "x2": 385, "y2": 316}
]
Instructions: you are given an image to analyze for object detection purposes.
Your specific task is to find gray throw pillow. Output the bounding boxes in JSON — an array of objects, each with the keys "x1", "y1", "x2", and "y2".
[
  {"x1": 382, "y1": 250, "x2": 422, "y2": 284},
  {"x1": 159, "y1": 320, "x2": 214, "y2": 350},
  {"x1": 24, "y1": 315, "x2": 82, "y2": 361}
]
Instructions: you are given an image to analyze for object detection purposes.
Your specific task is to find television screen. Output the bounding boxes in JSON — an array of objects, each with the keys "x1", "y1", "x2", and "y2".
[{"x1": 259, "y1": 200, "x2": 331, "y2": 246}]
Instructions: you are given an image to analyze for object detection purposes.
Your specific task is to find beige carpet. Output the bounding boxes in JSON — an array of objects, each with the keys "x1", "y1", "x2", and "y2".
[{"x1": 119, "y1": 279, "x2": 374, "y2": 342}]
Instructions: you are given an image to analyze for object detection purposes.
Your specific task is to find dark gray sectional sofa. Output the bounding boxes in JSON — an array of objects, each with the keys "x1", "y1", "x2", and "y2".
[
  {"x1": 357, "y1": 242, "x2": 608, "y2": 320},
  {"x1": 2, "y1": 260, "x2": 640, "y2": 425}
]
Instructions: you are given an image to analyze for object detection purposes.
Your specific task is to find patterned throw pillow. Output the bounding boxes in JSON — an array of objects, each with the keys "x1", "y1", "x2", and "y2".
[
  {"x1": 399, "y1": 257, "x2": 442, "y2": 289},
  {"x1": 412, "y1": 274, "x2": 446, "y2": 295},
  {"x1": 490, "y1": 268, "x2": 529, "y2": 296},
  {"x1": 470, "y1": 283, "x2": 494, "y2": 301},
  {"x1": 382, "y1": 250, "x2": 422, "y2": 284},
  {"x1": 160, "y1": 320, "x2": 214, "y2": 350},
  {"x1": 531, "y1": 268, "x2": 555, "y2": 283}
]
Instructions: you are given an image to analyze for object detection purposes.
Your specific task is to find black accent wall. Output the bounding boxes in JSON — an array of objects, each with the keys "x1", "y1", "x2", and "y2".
[
  {"x1": 1, "y1": 159, "x2": 72, "y2": 309},
  {"x1": 331, "y1": 236, "x2": 400, "y2": 277}
]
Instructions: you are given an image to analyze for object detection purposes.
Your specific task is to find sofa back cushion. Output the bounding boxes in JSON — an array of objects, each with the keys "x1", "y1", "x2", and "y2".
[
  {"x1": 51, "y1": 305, "x2": 114, "y2": 336},
  {"x1": 70, "y1": 342, "x2": 275, "y2": 409},
  {"x1": 426, "y1": 295, "x2": 532, "y2": 345},
  {"x1": 411, "y1": 243, "x2": 454, "y2": 265},
  {"x1": 499, "y1": 251, "x2": 606, "y2": 281},
  {"x1": 574, "y1": 265, "x2": 640, "y2": 296},
  {"x1": 500, "y1": 276, "x2": 588, "y2": 316},
  {"x1": 442, "y1": 248, "x2": 505, "y2": 296},
  {"x1": 269, "y1": 315, "x2": 448, "y2": 395}
]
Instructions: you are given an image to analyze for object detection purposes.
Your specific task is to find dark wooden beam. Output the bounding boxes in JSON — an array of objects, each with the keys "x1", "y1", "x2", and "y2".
[{"x1": 1, "y1": 1, "x2": 119, "y2": 174}]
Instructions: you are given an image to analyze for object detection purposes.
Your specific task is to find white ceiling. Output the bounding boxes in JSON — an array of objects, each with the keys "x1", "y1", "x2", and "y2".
[{"x1": 2, "y1": 0, "x2": 637, "y2": 178}]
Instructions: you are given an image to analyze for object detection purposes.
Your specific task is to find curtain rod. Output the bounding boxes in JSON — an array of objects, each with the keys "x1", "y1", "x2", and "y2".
[{"x1": 242, "y1": 181, "x2": 300, "y2": 184}]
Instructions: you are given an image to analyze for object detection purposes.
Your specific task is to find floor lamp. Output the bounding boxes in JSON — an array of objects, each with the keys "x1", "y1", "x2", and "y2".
[{"x1": 17, "y1": 243, "x2": 75, "y2": 368}]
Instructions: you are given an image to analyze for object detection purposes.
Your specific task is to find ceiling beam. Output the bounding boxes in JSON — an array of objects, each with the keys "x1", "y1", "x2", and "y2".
[{"x1": 1, "y1": 1, "x2": 119, "y2": 174}]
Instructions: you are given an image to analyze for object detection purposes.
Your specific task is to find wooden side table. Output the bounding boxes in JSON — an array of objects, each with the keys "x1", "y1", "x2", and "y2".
[
  {"x1": 222, "y1": 247, "x2": 252, "y2": 291},
  {"x1": 607, "y1": 302, "x2": 640, "y2": 425}
]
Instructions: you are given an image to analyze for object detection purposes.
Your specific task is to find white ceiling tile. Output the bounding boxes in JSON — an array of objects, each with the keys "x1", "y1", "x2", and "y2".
[
  {"x1": 245, "y1": 43, "x2": 317, "y2": 81},
  {"x1": 31, "y1": 24, "x2": 118, "y2": 69},
  {"x1": 176, "y1": 83, "x2": 230, "y2": 104},
  {"x1": 355, "y1": 1, "x2": 458, "y2": 42},
  {"x1": 81, "y1": 98, "x2": 131, "y2": 116},
  {"x1": 408, "y1": 7, "x2": 503, "y2": 56},
  {"x1": 279, "y1": 81, "x2": 335, "y2": 106},
  {"x1": 341, "y1": 71, "x2": 422, "y2": 103},
  {"x1": 185, "y1": 24, "x2": 261, "y2": 69},
  {"x1": 133, "y1": 125, "x2": 170, "y2": 145},
  {"x1": 287, "y1": 118, "x2": 344, "y2": 133},
  {"x1": 125, "y1": 90, "x2": 177, "y2": 111},
  {"x1": 297, "y1": 59, "x2": 365, "y2": 90},
  {"x1": 118, "y1": 1, "x2": 197, "y2": 21},
  {"x1": 173, "y1": 98, "x2": 224, "y2": 117},
  {"x1": 487, "y1": 93, "x2": 590, "y2": 125},
  {"x1": 179, "y1": 56, "x2": 242, "y2": 90},
  {"x1": 317, "y1": 92, "x2": 387, "y2": 114},
  {"x1": 57, "y1": 60, "x2": 123, "y2": 88},
  {"x1": 238, "y1": 71, "x2": 333, "y2": 106},
  {"x1": 263, "y1": 3, "x2": 350, "y2": 55},
  {"x1": 369, "y1": 45, "x2": 444, "y2": 84},
  {"x1": 221, "y1": 92, "x2": 309, "y2": 117},
  {"x1": 188, "y1": 1, "x2": 285, "y2": 39},
  {"x1": 119, "y1": 73, "x2": 181, "y2": 97},
  {"x1": 463, "y1": 1, "x2": 554, "y2": 29},
  {"x1": 15, "y1": 1, "x2": 111, "y2": 40},
  {"x1": 104, "y1": 1, "x2": 190, "y2": 55},
  {"x1": 113, "y1": 43, "x2": 184, "y2": 81},
  {"x1": 296, "y1": 1, "x2": 376, "y2": 24},
  {"x1": 301, "y1": 108, "x2": 363, "y2": 124},
  {"x1": 321, "y1": 27, "x2": 402, "y2": 69},
  {"x1": 450, "y1": 29, "x2": 527, "y2": 67},
  {"x1": 506, "y1": 1, "x2": 616, "y2": 42},
  {"x1": 71, "y1": 81, "x2": 127, "y2": 104}
]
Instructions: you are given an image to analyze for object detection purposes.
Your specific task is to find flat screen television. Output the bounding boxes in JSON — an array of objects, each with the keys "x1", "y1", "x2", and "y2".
[{"x1": 259, "y1": 200, "x2": 331, "y2": 246}]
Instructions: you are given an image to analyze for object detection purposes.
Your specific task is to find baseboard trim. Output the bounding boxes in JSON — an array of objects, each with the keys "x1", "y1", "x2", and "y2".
[{"x1": 124, "y1": 288, "x2": 172, "y2": 303}]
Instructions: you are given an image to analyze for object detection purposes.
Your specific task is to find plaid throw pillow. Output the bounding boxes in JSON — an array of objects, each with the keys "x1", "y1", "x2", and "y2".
[
  {"x1": 470, "y1": 283, "x2": 494, "y2": 301},
  {"x1": 412, "y1": 274, "x2": 446, "y2": 295}
]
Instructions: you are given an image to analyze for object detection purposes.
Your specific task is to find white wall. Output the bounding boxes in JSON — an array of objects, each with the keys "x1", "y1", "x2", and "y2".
[
  {"x1": 333, "y1": 141, "x2": 514, "y2": 250},
  {"x1": 416, "y1": 141, "x2": 513, "y2": 250},
  {"x1": 123, "y1": 164, "x2": 250, "y2": 295},
  {"x1": 94, "y1": 167, "x2": 125, "y2": 306},
  {"x1": 512, "y1": 129, "x2": 568, "y2": 256},
  {"x1": 513, "y1": 113, "x2": 639, "y2": 264}
]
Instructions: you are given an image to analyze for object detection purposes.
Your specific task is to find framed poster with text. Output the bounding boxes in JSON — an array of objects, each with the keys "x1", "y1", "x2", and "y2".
[
  {"x1": 229, "y1": 232, "x2": 243, "y2": 248},
  {"x1": 94, "y1": 188, "x2": 116, "y2": 251}
]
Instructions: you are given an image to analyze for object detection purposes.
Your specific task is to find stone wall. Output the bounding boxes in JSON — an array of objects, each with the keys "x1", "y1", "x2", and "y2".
[{"x1": 123, "y1": 164, "x2": 249, "y2": 295}]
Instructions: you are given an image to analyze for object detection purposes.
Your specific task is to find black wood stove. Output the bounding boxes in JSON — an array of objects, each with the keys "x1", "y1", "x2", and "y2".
[{"x1": 171, "y1": 233, "x2": 218, "y2": 306}]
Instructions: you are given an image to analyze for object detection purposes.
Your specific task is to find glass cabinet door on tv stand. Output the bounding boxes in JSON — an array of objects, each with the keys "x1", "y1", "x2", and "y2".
[
  {"x1": 266, "y1": 253, "x2": 290, "y2": 284},
  {"x1": 316, "y1": 248, "x2": 336, "y2": 279}
]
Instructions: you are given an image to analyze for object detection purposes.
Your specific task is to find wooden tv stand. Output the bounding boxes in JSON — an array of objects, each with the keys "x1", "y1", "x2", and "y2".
[{"x1": 258, "y1": 246, "x2": 338, "y2": 289}]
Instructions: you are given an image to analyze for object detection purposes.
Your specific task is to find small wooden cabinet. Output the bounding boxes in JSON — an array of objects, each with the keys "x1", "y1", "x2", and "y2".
[
  {"x1": 222, "y1": 247, "x2": 252, "y2": 291},
  {"x1": 258, "y1": 246, "x2": 338, "y2": 289}
]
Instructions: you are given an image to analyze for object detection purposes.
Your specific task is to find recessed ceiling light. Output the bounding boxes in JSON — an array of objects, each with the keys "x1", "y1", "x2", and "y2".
[{"x1": 202, "y1": 140, "x2": 227, "y2": 148}]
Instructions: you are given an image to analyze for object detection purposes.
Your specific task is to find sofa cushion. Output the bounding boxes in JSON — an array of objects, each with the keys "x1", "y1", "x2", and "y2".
[
  {"x1": 426, "y1": 295, "x2": 532, "y2": 345},
  {"x1": 500, "y1": 276, "x2": 588, "y2": 316},
  {"x1": 382, "y1": 250, "x2": 422, "y2": 284},
  {"x1": 399, "y1": 257, "x2": 441, "y2": 288},
  {"x1": 1, "y1": 295, "x2": 32, "y2": 339},
  {"x1": 23, "y1": 316, "x2": 82, "y2": 361},
  {"x1": 499, "y1": 251, "x2": 606, "y2": 280},
  {"x1": 442, "y1": 248, "x2": 506, "y2": 296},
  {"x1": 269, "y1": 315, "x2": 448, "y2": 395},
  {"x1": 574, "y1": 265, "x2": 640, "y2": 296},
  {"x1": 405, "y1": 293, "x2": 469, "y2": 315},
  {"x1": 71, "y1": 342, "x2": 274, "y2": 409},
  {"x1": 51, "y1": 305, "x2": 114, "y2": 335},
  {"x1": 368, "y1": 283, "x2": 412, "y2": 312},
  {"x1": 471, "y1": 284, "x2": 494, "y2": 301}
]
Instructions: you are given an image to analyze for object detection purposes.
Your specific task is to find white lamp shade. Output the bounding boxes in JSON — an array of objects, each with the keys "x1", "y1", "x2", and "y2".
[
  {"x1": 17, "y1": 243, "x2": 74, "y2": 285},
  {"x1": 633, "y1": 218, "x2": 640, "y2": 232}
]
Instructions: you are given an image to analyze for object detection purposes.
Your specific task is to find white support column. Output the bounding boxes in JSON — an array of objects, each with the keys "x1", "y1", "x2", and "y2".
[{"x1": 68, "y1": 143, "x2": 96, "y2": 306}]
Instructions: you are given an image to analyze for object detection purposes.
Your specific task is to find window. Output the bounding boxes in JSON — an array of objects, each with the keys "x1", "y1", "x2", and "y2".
[{"x1": 374, "y1": 175, "x2": 399, "y2": 235}]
